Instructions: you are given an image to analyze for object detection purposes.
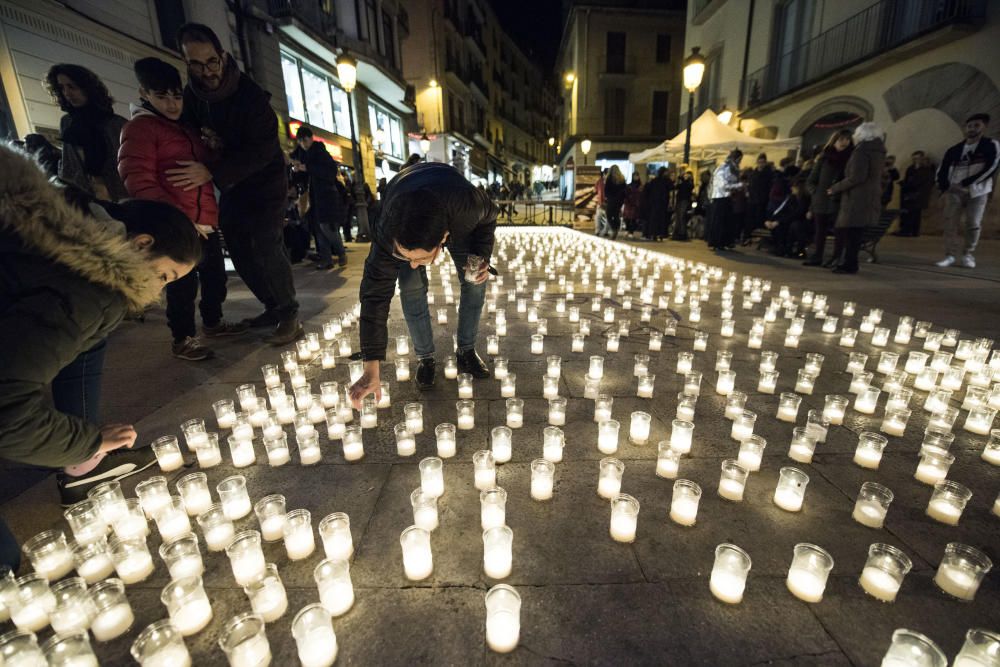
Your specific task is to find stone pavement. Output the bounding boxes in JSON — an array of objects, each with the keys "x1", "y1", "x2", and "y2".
[{"x1": 1, "y1": 231, "x2": 998, "y2": 666}]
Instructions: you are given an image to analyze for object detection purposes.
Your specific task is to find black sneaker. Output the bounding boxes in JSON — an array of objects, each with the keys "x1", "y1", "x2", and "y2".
[
  {"x1": 416, "y1": 358, "x2": 436, "y2": 390},
  {"x1": 58, "y1": 447, "x2": 161, "y2": 507},
  {"x1": 337, "y1": 254, "x2": 348, "y2": 268},
  {"x1": 203, "y1": 320, "x2": 249, "y2": 337},
  {"x1": 265, "y1": 317, "x2": 305, "y2": 346},
  {"x1": 457, "y1": 349, "x2": 490, "y2": 379},
  {"x1": 242, "y1": 311, "x2": 280, "y2": 328},
  {"x1": 172, "y1": 337, "x2": 213, "y2": 361}
]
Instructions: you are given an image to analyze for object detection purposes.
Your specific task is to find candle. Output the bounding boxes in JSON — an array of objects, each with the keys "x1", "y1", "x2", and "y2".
[
  {"x1": 481, "y1": 488, "x2": 507, "y2": 530},
  {"x1": 589, "y1": 355, "x2": 605, "y2": 380},
  {"x1": 788, "y1": 428, "x2": 817, "y2": 464},
  {"x1": 724, "y1": 392, "x2": 748, "y2": 419},
  {"x1": 965, "y1": 407, "x2": 996, "y2": 435},
  {"x1": 162, "y1": 576, "x2": 213, "y2": 636},
  {"x1": 598, "y1": 458, "x2": 624, "y2": 499},
  {"x1": 408, "y1": 488, "x2": 439, "y2": 532},
  {"x1": 474, "y1": 450, "x2": 497, "y2": 491},
  {"x1": 710, "y1": 544, "x2": 752, "y2": 604},
  {"x1": 404, "y1": 403, "x2": 424, "y2": 433},
  {"x1": 199, "y1": 515, "x2": 236, "y2": 555},
  {"x1": 284, "y1": 509, "x2": 316, "y2": 560},
  {"x1": 718, "y1": 460, "x2": 748, "y2": 502},
  {"x1": 500, "y1": 374, "x2": 517, "y2": 398},
  {"x1": 246, "y1": 565, "x2": 288, "y2": 623},
  {"x1": 342, "y1": 426, "x2": 365, "y2": 461},
  {"x1": 609, "y1": 494, "x2": 639, "y2": 543},
  {"x1": 629, "y1": 411, "x2": 651, "y2": 445},
  {"x1": 394, "y1": 423, "x2": 416, "y2": 457},
  {"x1": 457, "y1": 400, "x2": 476, "y2": 430},
  {"x1": 737, "y1": 435, "x2": 766, "y2": 472},
  {"x1": 925, "y1": 481, "x2": 971, "y2": 525},
  {"x1": 400, "y1": 526, "x2": 433, "y2": 580},
  {"x1": 731, "y1": 410, "x2": 756, "y2": 442},
  {"x1": 254, "y1": 495, "x2": 287, "y2": 542},
  {"x1": 548, "y1": 398, "x2": 567, "y2": 426},
  {"x1": 676, "y1": 352, "x2": 693, "y2": 375},
  {"x1": 90, "y1": 601, "x2": 134, "y2": 641},
  {"x1": 314, "y1": 559, "x2": 355, "y2": 617},
  {"x1": 776, "y1": 393, "x2": 801, "y2": 422},
  {"x1": 226, "y1": 531, "x2": 267, "y2": 586},
  {"x1": 485, "y1": 585, "x2": 521, "y2": 653},
  {"x1": 853, "y1": 432, "x2": 888, "y2": 469},
  {"x1": 934, "y1": 543, "x2": 991, "y2": 601},
  {"x1": 483, "y1": 526, "x2": 514, "y2": 578},
  {"x1": 151, "y1": 436, "x2": 184, "y2": 472},
  {"x1": 319, "y1": 513, "x2": 353, "y2": 561},
  {"x1": 914, "y1": 450, "x2": 955, "y2": 485},
  {"x1": 772, "y1": 467, "x2": 809, "y2": 512},
  {"x1": 670, "y1": 480, "x2": 701, "y2": 526},
  {"x1": 786, "y1": 544, "x2": 833, "y2": 603},
  {"x1": 530, "y1": 459, "x2": 555, "y2": 500},
  {"x1": 715, "y1": 370, "x2": 736, "y2": 396},
  {"x1": 597, "y1": 419, "x2": 620, "y2": 454},
  {"x1": 859, "y1": 544, "x2": 911, "y2": 603}
]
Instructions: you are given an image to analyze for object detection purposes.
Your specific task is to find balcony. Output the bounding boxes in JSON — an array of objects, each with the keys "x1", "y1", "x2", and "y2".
[
  {"x1": 445, "y1": 57, "x2": 469, "y2": 92},
  {"x1": 465, "y1": 27, "x2": 487, "y2": 60},
  {"x1": 469, "y1": 68, "x2": 489, "y2": 104},
  {"x1": 741, "y1": 0, "x2": 986, "y2": 113},
  {"x1": 266, "y1": 0, "x2": 335, "y2": 32}
]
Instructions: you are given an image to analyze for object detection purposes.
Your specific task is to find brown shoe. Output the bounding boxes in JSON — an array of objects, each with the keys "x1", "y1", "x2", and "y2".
[
  {"x1": 172, "y1": 337, "x2": 214, "y2": 361},
  {"x1": 203, "y1": 320, "x2": 249, "y2": 337},
  {"x1": 265, "y1": 317, "x2": 304, "y2": 346}
]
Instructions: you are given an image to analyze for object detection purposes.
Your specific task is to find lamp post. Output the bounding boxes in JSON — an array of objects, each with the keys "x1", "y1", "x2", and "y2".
[
  {"x1": 336, "y1": 52, "x2": 371, "y2": 241},
  {"x1": 682, "y1": 47, "x2": 706, "y2": 166},
  {"x1": 581, "y1": 138, "x2": 591, "y2": 166}
]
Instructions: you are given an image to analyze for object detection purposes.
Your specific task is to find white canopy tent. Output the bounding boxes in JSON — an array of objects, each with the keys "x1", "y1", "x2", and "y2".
[{"x1": 629, "y1": 110, "x2": 802, "y2": 163}]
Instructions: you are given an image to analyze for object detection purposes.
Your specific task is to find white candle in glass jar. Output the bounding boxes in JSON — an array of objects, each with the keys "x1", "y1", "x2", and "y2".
[
  {"x1": 171, "y1": 598, "x2": 212, "y2": 636},
  {"x1": 852, "y1": 500, "x2": 887, "y2": 528},
  {"x1": 91, "y1": 602, "x2": 134, "y2": 641},
  {"x1": 709, "y1": 570, "x2": 745, "y2": 604},
  {"x1": 670, "y1": 497, "x2": 698, "y2": 526},
  {"x1": 597, "y1": 475, "x2": 621, "y2": 500},
  {"x1": 934, "y1": 563, "x2": 978, "y2": 600},
  {"x1": 251, "y1": 580, "x2": 288, "y2": 623},
  {"x1": 116, "y1": 550, "x2": 155, "y2": 584},
  {"x1": 260, "y1": 515, "x2": 287, "y2": 542},
  {"x1": 718, "y1": 479, "x2": 745, "y2": 502},
  {"x1": 859, "y1": 566, "x2": 901, "y2": 602},
  {"x1": 786, "y1": 568, "x2": 826, "y2": 603},
  {"x1": 926, "y1": 498, "x2": 962, "y2": 525},
  {"x1": 609, "y1": 513, "x2": 637, "y2": 543},
  {"x1": 204, "y1": 523, "x2": 235, "y2": 551}
]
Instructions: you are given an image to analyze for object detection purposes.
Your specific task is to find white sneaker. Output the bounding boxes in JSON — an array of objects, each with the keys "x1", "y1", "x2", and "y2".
[
  {"x1": 958, "y1": 254, "x2": 976, "y2": 268},
  {"x1": 935, "y1": 256, "x2": 956, "y2": 267}
]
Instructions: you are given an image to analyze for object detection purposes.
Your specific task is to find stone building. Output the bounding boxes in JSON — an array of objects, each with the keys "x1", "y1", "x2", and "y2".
[{"x1": 682, "y1": 0, "x2": 999, "y2": 234}]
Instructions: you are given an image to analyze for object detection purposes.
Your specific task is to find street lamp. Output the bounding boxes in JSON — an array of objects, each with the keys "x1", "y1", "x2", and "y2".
[
  {"x1": 717, "y1": 107, "x2": 733, "y2": 125},
  {"x1": 682, "y1": 46, "x2": 706, "y2": 166},
  {"x1": 336, "y1": 51, "x2": 371, "y2": 241},
  {"x1": 548, "y1": 137, "x2": 555, "y2": 147},
  {"x1": 580, "y1": 138, "x2": 591, "y2": 165},
  {"x1": 419, "y1": 132, "x2": 431, "y2": 156}
]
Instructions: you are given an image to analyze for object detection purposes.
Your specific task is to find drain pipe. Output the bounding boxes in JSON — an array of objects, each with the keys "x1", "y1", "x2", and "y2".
[{"x1": 738, "y1": 0, "x2": 755, "y2": 112}]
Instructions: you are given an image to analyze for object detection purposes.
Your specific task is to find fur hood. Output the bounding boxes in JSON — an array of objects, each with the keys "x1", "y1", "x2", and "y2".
[
  {"x1": 853, "y1": 122, "x2": 886, "y2": 144},
  {"x1": 0, "y1": 143, "x2": 161, "y2": 310}
]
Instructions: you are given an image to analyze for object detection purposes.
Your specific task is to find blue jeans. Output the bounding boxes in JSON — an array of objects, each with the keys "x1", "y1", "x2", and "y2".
[
  {"x1": 398, "y1": 250, "x2": 486, "y2": 359},
  {"x1": 52, "y1": 339, "x2": 107, "y2": 423},
  {"x1": 312, "y1": 218, "x2": 346, "y2": 265}
]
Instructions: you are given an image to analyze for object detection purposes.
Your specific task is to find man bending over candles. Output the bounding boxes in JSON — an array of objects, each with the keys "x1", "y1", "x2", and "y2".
[{"x1": 350, "y1": 162, "x2": 497, "y2": 405}]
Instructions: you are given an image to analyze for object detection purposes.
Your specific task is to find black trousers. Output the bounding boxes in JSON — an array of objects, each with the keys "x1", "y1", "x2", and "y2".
[
  {"x1": 899, "y1": 207, "x2": 922, "y2": 236},
  {"x1": 834, "y1": 227, "x2": 864, "y2": 271},
  {"x1": 606, "y1": 208, "x2": 622, "y2": 238},
  {"x1": 809, "y1": 212, "x2": 835, "y2": 260},
  {"x1": 706, "y1": 198, "x2": 734, "y2": 248},
  {"x1": 672, "y1": 199, "x2": 690, "y2": 240},
  {"x1": 220, "y1": 200, "x2": 299, "y2": 320},
  {"x1": 166, "y1": 232, "x2": 227, "y2": 341}
]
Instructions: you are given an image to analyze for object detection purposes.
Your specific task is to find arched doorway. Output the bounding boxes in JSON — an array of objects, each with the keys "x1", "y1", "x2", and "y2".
[
  {"x1": 790, "y1": 96, "x2": 873, "y2": 156},
  {"x1": 799, "y1": 112, "x2": 864, "y2": 156}
]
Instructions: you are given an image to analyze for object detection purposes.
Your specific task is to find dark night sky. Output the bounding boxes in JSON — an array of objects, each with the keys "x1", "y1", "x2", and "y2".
[{"x1": 487, "y1": 0, "x2": 565, "y2": 76}]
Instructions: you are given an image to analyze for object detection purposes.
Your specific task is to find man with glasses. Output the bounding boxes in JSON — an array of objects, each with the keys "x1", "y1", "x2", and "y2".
[
  {"x1": 167, "y1": 23, "x2": 301, "y2": 345},
  {"x1": 349, "y1": 162, "x2": 497, "y2": 405}
]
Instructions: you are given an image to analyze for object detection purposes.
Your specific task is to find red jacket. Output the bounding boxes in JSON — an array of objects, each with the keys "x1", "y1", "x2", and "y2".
[{"x1": 118, "y1": 105, "x2": 218, "y2": 226}]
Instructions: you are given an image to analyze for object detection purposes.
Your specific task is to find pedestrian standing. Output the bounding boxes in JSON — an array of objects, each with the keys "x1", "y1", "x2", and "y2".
[
  {"x1": 881, "y1": 155, "x2": 900, "y2": 208},
  {"x1": 706, "y1": 149, "x2": 743, "y2": 250},
  {"x1": 641, "y1": 167, "x2": 671, "y2": 241},
  {"x1": 172, "y1": 23, "x2": 301, "y2": 345},
  {"x1": 934, "y1": 113, "x2": 999, "y2": 269},
  {"x1": 745, "y1": 153, "x2": 774, "y2": 242},
  {"x1": 593, "y1": 170, "x2": 608, "y2": 237},
  {"x1": 622, "y1": 174, "x2": 642, "y2": 237},
  {"x1": 672, "y1": 170, "x2": 694, "y2": 241},
  {"x1": 118, "y1": 57, "x2": 247, "y2": 362},
  {"x1": 896, "y1": 150, "x2": 935, "y2": 237},
  {"x1": 603, "y1": 165, "x2": 627, "y2": 240},
  {"x1": 348, "y1": 163, "x2": 497, "y2": 403},
  {"x1": 803, "y1": 129, "x2": 853, "y2": 266},
  {"x1": 827, "y1": 122, "x2": 887, "y2": 274},
  {"x1": 45, "y1": 64, "x2": 128, "y2": 201},
  {"x1": 291, "y1": 125, "x2": 349, "y2": 271}
]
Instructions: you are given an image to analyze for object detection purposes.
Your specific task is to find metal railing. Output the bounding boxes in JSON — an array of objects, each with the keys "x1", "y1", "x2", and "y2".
[
  {"x1": 494, "y1": 200, "x2": 575, "y2": 226},
  {"x1": 742, "y1": 0, "x2": 986, "y2": 109},
  {"x1": 266, "y1": 0, "x2": 334, "y2": 32}
]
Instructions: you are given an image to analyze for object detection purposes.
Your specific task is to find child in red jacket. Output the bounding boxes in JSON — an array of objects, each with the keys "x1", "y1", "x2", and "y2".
[{"x1": 118, "y1": 58, "x2": 246, "y2": 360}]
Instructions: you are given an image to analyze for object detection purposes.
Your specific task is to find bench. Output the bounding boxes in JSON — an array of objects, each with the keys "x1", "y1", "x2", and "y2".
[{"x1": 750, "y1": 208, "x2": 899, "y2": 262}]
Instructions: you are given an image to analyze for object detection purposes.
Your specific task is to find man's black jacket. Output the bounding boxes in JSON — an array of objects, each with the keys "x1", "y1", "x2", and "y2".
[
  {"x1": 292, "y1": 142, "x2": 347, "y2": 225},
  {"x1": 359, "y1": 163, "x2": 498, "y2": 361}
]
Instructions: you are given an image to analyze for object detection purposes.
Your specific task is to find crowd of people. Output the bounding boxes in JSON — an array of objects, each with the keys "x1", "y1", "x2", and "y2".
[{"x1": 592, "y1": 114, "x2": 996, "y2": 275}]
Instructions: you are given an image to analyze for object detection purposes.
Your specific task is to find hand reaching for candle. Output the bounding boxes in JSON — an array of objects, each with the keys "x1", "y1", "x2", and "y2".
[
  {"x1": 98, "y1": 423, "x2": 137, "y2": 453},
  {"x1": 349, "y1": 361, "x2": 382, "y2": 409}
]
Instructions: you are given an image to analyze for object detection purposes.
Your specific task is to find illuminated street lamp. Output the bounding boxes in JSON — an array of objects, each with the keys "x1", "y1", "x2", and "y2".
[
  {"x1": 580, "y1": 138, "x2": 592, "y2": 165},
  {"x1": 336, "y1": 51, "x2": 370, "y2": 240},
  {"x1": 717, "y1": 107, "x2": 733, "y2": 125},
  {"x1": 564, "y1": 72, "x2": 575, "y2": 85},
  {"x1": 548, "y1": 137, "x2": 555, "y2": 147},
  {"x1": 682, "y1": 46, "x2": 706, "y2": 166}
]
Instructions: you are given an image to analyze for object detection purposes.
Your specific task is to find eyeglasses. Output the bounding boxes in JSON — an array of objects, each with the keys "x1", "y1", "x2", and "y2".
[{"x1": 187, "y1": 57, "x2": 223, "y2": 75}]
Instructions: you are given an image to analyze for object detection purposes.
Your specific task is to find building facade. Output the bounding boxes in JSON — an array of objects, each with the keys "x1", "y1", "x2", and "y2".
[
  {"x1": 556, "y1": 0, "x2": 687, "y2": 195},
  {"x1": 401, "y1": 0, "x2": 560, "y2": 187},
  {"x1": 682, "y1": 0, "x2": 998, "y2": 232},
  {"x1": 0, "y1": 0, "x2": 414, "y2": 191}
]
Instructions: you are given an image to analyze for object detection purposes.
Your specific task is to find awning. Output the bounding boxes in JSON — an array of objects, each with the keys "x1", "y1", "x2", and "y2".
[{"x1": 629, "y1": 110, "x2": 801, "y2": 163}]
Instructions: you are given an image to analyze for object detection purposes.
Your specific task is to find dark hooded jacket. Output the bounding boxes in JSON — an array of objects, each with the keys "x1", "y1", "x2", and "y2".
[
  {"x1": 291, "y1": 141, "x2": 348, "y2": 227},
  {"x1": 359, "y1": 163, "x2": 498, "y2": 361},
  {"x1": 0, "y1": 144, "x2": 163, "y2": 467},
  {"x1": 829, "y1": 137, "x2": 886, "y2": 229}
]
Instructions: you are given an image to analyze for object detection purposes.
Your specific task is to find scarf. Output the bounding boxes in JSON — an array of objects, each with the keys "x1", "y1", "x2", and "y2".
[
  {"x1": 824, "y1": 144, "x2": 853, "y2": 170},
  {"x1": 188, "y1": 54, "x2": 241, "y2": 104},
  {"x1": 62, "y1": 105, "x2": 114, "y2": 176}
]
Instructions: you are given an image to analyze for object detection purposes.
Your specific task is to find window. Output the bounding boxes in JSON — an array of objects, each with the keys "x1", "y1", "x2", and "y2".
[
  {"x1": 382, "y1": 10, "x2": 396, "y2": 66},
  {"x1": 302, "y1": 66, "x2": 335, "y2": 132},
  {"x1": 651, "y1": 90, "x2": 669, "y2": 135},
  {"x1": 154, "y1": 0, "x2": 185, "y2": 51},
  {"x1": 366, "y1": 0, "x2": 379, "y2": 49},
  {"x1": 606, "y1": 32, "x2": 626, "y2": 73},
  {"x1": 331, "y1": 84, "x2": 350, "y2": 136},
  {"x1": 604, "y1": 87, "x2": 626, "y2": 135},
  {"x1": 368, "y1": 102, "x2": 405, "y2": 159},
  {"x1": 770, "y1": 0, "x2": 815, "y2": 92},
  {"x1": 281, "y1": 54, "x2": 305, "y2": 122},
  {"x1": 655, "y1": 34, "x2": 671, "y2": 63}
]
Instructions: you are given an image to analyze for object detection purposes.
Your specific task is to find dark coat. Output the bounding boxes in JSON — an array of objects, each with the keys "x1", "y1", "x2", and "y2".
[
  {"x1": 901, "y1": 164, "x2": 936, "y2": 210},
  {"x1": 183, "y1": 71, "x2": 287, "y2": 220},
  {"x1": 748, "y1": 165, "x2": 774, "y2": 205},
  {"x1": 293, "y1": 142, "x2": 347, "y2": 226},
  {"x1": 58, "y1": 113, "x2": 128, "y2": 201},
  {"x1": 359, "y1": 163, "x2": 498, "y2": 361},
  {"x1": 622, "y1": 182, "x2": 642, "y2": 219},
  {"x1": 0, "y1": 145, "x2": 164, "y2": 467},
  {"x1": 604, "y1": 180, "x2": 626, "y2": 216},
  {"x1": 642, "y1": 176, "x2": 672, "y2": 234},
  {"x1": 829, "y1": 138, "x2": 886, "y2": 229},
  {"x1": 806, "y1": 148, "x2": 852, "y2": 216}
]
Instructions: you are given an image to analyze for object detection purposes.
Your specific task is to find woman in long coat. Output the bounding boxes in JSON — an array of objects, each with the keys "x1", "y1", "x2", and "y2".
[
  {"x1": 827, "y1": 122, "x2": 886, "y2": 274},
  {"x1": 803, "y1": 128, "x2": 854, "y2": 266}
]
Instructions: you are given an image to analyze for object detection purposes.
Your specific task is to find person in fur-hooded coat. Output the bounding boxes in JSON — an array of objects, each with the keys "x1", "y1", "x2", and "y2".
[{"x1": 0, "y1": 143, "x2": 201, "y2": 469}]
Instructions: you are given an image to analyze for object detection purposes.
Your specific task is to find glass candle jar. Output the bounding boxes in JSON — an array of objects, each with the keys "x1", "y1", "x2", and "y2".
[
  {"x1": 319, "y1": 513, "x2": 353, "y2": 562},
  {"x1": 131, "y1": 619, "x2": 192, "y2": 666},
  {"x1": 107, "y1": 535, "x2": 154, "y2": 585},
  {"x1": 48, "y1": 577, "x2": 96, "y2": 636},
  {"x1": 628, "y1": 411, "x2": 651, "y2": 445},
  {"x1": 776, "y1": 392, "x2": 801, "y2": 422},
  {"x1": 410, "y1": 488, "x2": 439, "y2": 532},
  {"x1": 474, "y1": 450, "x2": 497, "y2": 491},
  {"x1": 487, "y1": 334, "x2": 500, "y2": 355},
  {"x1": 669, "y1": 479, "x2": 701, "y2": 527},
  {"x1": 667, "y1": 419, "x2": 694, "y2": 455},
  {"x1": 88, "y1": 480, "x2": 128, "y2": 526},
  {"x1": 88, "y1": 578, "x2": 134, "y2": 641},
  {"x1": 609, "y1": 494, "x2": 640, "y2": 543},
  {"x1": 676, "y1": 352, "x2": 693, "y2": 375},
  {"x1": 710, "y1": 543, "x2": 752, "y2": 604},
  {"x1": 584, "y1": 376, "x2": 601, "y2": 400},
  {"x1": 434, "y1": 422, "x2": 456, "y2": 458},
  {"x1": 22, "y1": 529, "x2": 75, "y2": 582},
  {"x1": 982, "y1": 429, "x2": 1000, "y2": 465},
  {"x1": 881, "y1": 629, "x2": 946, "y2": 667},
  {"x1": 854, "y1": 386, "x2": 880, "y2": 414},
  {"x1": 964, "y1": 406, "x2": 997, "y2": 435},
  {"x1": 151, "y1": 435, "x2": 184, "y2": 473},
  {"x1": 598, "y1": 457, "x2": 625, "y2": 499},
  {"x1": 683, "y1": 372, "x2": 703, "y2": 397},
  {"x1": 954, "y1": 628, "x2": 1000, "y2": 666},
  {"x1": 499, "y1": 373, "x2": 517, "y2": 398},
  {"x1": 480, "y1": 487, "x2": 507, "y2": 531},
  {"x1": 530, "y1": 334, "x2": 544, "y2": 354},
  {"x1": 244, "y1": 563, "x2": 287, "y2": 624},
  {"x1": 925, "y1": 480, "x2": 972, "y2": 526},
  {"x1": 786, "y1": 543, "x2": 834, "y2": 603},
  {"x1": 853, "y1": 432, "x2": 888, "y2": 470},
  {"x1": 724, "y1": 392, "x2": 748, "y2": 420},
  {"x1": 226, "y1": 530, "x2": 267, "y2": 586},
  {"x1": 543, "y1": 376, "x2": 559, "y2": 400},
  {"x1": 220, "y1": 613, "x2": 273, "y2": 667},
  {"x1": 485, "y1": 584, "x2": 521, "y2": 654},
  {"x1": 483, "y1": 526, "x2": 514, "y2": 579},
  {"x1": 342, "y1": 425, "x2": 365, "y2": 462},
  {"x1": 192, "y1": 431, "x2": 222, "y2": 468},
  {"x1": 731, "y1": 410, "x2": 757, "y2": 442},
  {"x1": 541, "y1": 426, "x2": 565, "y2": 463},
  {"x1": 839, "y1": 328, "x2": 858, "y2": 348},
  {"x1": 418, "y1": 457, "x2": 445, "y2": 499},
  {"x1": 213, "y1": 399, "x2": 237, "y2": 429},
  {"x1": 493, "y1": 357, "x2": 509, "y2": 379},
  {"x1": 928, "y1": 406, "x2": 960, "y2": 433},
  {"x1": 914, "y1": 449, "x2": 955, "y2": 485},
  {"x1": 284, "y1": 509, "x2": 316, "y2": 561},
  {"x1": 161, "y1": 575, "x2": 213, "y2": 637},
  {"x1": 718, "y1": 459, "x2": 749, "y2": 502},
  {"x1": 596, "y1": 419, "x2": 620, "y2": 455},
  {"x1": 217, "y1": 475, "x2": 252, "y2": 521},
  {"x1": 737, "y1": 435, "x2": 767, "y2": 472},
  {"x1": 175, "y1": 473, "x2": 211, "y2": 518},
  {"x1": 656, "y1": 442, "x2": 683, "y2": 479},
  {"x1": 773, "y1": 467, "x2": 809, "y2": 512},
  {"x1": 649, "y1": 331, "x2": 662, "y2": 351},
  {"x1": 455, "y1": 400, "x2": 475, "y2": 431},
  {"x1": 314, "y1": 558, "x2": 355, "y2": 617},
  {"x1": 504, "y1": 398, "x2": 523, "y2": 429},
  {"x1": 934, "y1": 543, "x2": 992, "y2": 601},
  {"x1": 254, "y1": 495, "x2": 287, "y2": 543},
  {"x1": 159, "y1": 534, "x2": 203, "y2": 581},
  {"x1": 72, "y1": 539, "x2": 114, "y2": 585},
  {"x1": 594, "y1": 395, "x2": 614, "y2": 423},
  {"x1": 197, "y1": 504, "x2": 235, "y2": 552},
  {"x1": 715, "y1": 370, "x2": 736, "y2": 396},
  {"x1": 878, "y1": 408, "x2": 910, "y2": 437},
  {"x1": 403, "y1": 402, "x2": 424, "y2": 434},
  {"x1": 755, "y1": 370, "x2": 778, "y2": 395},
  {"x1": 530, "y1": 459, "x2": 555, "y2": 501},
  {"x1": 589, "y1": 355, "x2": 605, "y2": 380},
  {"x1": 786, "y1": 427, "x2": 816, "y2": 464},
  {"x1": 859, "y1": 543, "x2": 912, "y2": 603},
  {"x1": 548, "y1": 398, "x2": 567, "y2": 426},
  {"x1": 400, "y1": 526, "x2": 433, "y2": 581}
]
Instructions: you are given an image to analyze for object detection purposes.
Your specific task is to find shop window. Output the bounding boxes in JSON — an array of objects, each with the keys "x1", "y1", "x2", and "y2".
[{"x1": 302, "y1": 66, "x2": 334, "y2": 132}]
